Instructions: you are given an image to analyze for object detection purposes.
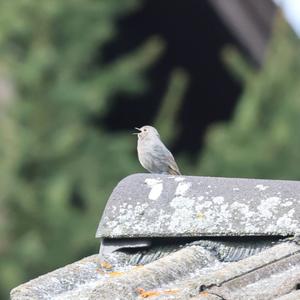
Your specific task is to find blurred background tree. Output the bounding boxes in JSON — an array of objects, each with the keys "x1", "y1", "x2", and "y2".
[
  {"x1": 0, "y1": 0, "x2": 300, "y2": 299},
  {"x1": 0, "y1": 0, "x2": 165, "y2": 297},
  {"x1": 198, "y1": 18, "x2": 300, "y2": 180}
]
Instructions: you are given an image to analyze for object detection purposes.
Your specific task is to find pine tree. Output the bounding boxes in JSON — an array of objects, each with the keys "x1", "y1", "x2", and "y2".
[
  {"x1": 198, "y1": 18, "x2": 300, "y2": 180},
  {"x1": 0, "y1": 1, "x2": 164, "y2": 296}
]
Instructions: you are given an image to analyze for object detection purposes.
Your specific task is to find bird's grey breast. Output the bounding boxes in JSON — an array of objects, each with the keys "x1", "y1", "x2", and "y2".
[{"x1": 138, "y1": 136, "x2": 171, "y2": 173}]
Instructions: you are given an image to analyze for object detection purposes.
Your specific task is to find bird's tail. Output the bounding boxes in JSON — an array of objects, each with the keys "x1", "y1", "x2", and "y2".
[{"x1": 168, "y1": 167, "x2": 181, "y2": 176}]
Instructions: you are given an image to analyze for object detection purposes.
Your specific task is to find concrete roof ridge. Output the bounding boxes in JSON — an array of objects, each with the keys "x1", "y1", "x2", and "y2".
[{"x1": 97, "y1": 173, "x2": 300, "y2": 238}]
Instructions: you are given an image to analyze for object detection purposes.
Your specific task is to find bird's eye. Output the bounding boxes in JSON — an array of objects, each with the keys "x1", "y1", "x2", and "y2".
[{"x1": 144, "y1": 129, "x2": 146, "y2": 131}]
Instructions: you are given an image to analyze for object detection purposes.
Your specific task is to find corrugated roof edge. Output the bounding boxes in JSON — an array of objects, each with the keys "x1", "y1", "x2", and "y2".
[{"x1": 10, "y1": 241, "x2": 300, "y2": 300}]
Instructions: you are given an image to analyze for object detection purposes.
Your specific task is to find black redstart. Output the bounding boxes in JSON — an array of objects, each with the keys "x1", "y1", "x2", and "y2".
[{"x1": 134, "y1": 125, "x2": 181, "y2": 175}]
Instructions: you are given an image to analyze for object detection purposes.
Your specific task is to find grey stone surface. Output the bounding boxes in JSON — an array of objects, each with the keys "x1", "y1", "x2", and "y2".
[
  {"x1": 11, "y1": 173, "x2": 300, "y2": 299},
  {"x1": 148, "y1": 242, "x2": 300, "y2": 300},
  {"x1": 89, "y1": 245, "x2": 217, "y2": 300},
  {"x1": 10, "y1": 242, "x2": 300, "y2": 299},
  {"x1": 10, "y1": 245, "x2": 217, "y2": 300},
  {"x1": 97, "y1": 173, "x2": 300, "y2": 238},
  {"x1": 208, "y1": 248, "x2": 300, "y2": 299},
  {"x1": 275, "y1": 290, "x2": 300, "y2": 300},
  {"x1": 10, "y1": 255, "x2": 101, "y2": 300}
]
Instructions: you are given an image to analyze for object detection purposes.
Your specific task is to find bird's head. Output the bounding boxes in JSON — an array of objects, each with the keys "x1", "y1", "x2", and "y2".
[{"x1": 134, "y1": 125, "x2": 160, "y2": 140}]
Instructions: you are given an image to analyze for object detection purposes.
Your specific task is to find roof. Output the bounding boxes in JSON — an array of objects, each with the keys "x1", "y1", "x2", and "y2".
[
  {"x1": 97, "y1": 174, "x2": 300, "y2": 238},
  {"x1": 11, "y1": 174, "x2": 300, "y2": 299},
  {"x1": 209, "y1": 0, "x2": 276, "y2": 65},
  {"x1": 10, "y1": 241, "x2": 300, "y2": 299}
]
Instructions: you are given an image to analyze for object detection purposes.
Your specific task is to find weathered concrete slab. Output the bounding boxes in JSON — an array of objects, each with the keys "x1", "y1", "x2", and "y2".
[
  {"x1": 11, "y1": 173, "x2": 300, "y2": 299},
  {"x1": 147, "y1": 242, "x2": 300, "y2": 300},
  {"x1": 208, "y1": 248, "x2": 300, "y2": 299},
  {"x1": 10, "y1": 255, "x2": 101, "y2": 300},
  {"x1": 10, "y1": 246, "x2": 217, "y2": 300},
  {"x1": 10, "y1": 242, "x2": 300, "y2": 299},
  {"x1": 97, "y1": 174, "x2": 300, "y2": 238},
  {"x1": 89, "y1": 246, "x2": 217, "y2": 300}
]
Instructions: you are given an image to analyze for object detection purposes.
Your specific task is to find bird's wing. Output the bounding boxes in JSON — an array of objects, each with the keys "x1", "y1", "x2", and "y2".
[
  {"x1": 168, "y1": 160, "x2": 181, "y2": 175},
  {"x1": 153, "y1": 143, "x2": 181, "y2": 175}
]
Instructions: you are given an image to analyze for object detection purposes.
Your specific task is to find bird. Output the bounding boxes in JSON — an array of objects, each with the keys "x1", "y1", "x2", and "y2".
[{"x1": 134, "y1": 125, "x2": 181, "y2": 175}]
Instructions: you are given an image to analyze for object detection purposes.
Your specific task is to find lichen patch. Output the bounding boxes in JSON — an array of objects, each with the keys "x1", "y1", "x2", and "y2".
[{"x1": 145, "y1": 178, "x2": 163, "y2": 200}]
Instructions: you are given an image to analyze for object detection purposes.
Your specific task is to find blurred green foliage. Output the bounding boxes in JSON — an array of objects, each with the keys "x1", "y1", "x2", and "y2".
[
  {"x1": 0, "y1": 0, "x2": 166, "y2": 297},
  {"x1": 0, "y1": 1, "x2": 300, "y2": 298},
  {"x1": 199, "y1": 17, "x2": 300, "y2": 180}
]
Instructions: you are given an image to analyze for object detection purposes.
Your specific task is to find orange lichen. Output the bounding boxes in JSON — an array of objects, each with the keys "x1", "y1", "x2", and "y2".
[
  {"x1": 100, "y1": 261, "x2": 113, "y2": 270},
  {"x1": 108, "y1": 271, "x2": 124, "y2": 277},
  {"x1": 137, "y1": 288, "x2": 178, "y2": 298},
  {"x1": 133, "y1": 265, "x2": 144, "y2": 270}
]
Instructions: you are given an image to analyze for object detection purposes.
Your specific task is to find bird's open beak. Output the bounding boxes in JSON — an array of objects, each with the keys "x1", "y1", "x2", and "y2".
[{"x1": 132, "y1": 127, "x2": 141, "y2": 135}]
